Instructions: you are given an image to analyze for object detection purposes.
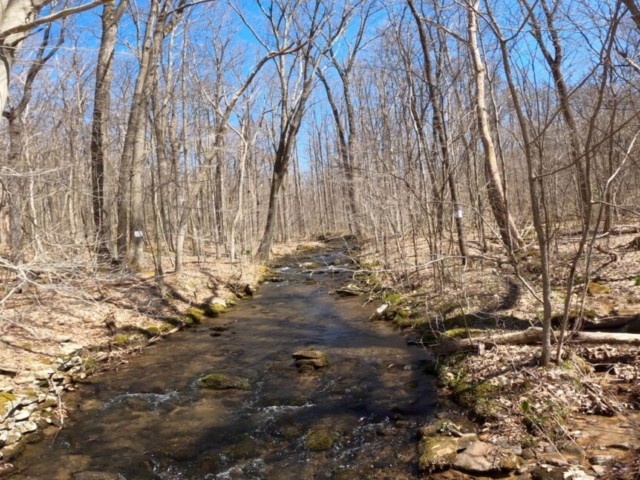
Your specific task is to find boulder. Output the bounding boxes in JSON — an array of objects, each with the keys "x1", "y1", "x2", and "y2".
[
  {"x1": 204, "y1": 298, "x2": 227, "y2": 317},
  {"x1": 452, "y1": 441, "x2": 520, "y2": 474},
  {"x1": 418, "y1": 436, "x2": 459, "y2": 472}
]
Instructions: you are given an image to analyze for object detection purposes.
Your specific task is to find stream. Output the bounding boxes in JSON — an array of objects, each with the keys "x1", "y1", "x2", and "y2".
[{"x1": 14, "y1": 253, "x2": 439, "y2": 479}]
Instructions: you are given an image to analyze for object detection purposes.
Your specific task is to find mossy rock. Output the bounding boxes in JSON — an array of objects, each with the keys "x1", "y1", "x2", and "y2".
[
  {"x1": 197, "y1": 373, "x2": 250, "y2": 390},
  {"x1": 203, "y1": 300, "x2": 227, "y2": 317},
  {"x1": 112, "y1": 334, "x2": 134, "y2": 347},
  {"x1": 280, "y1": 423, "x2": 304, "y2": 439},
  {"x1": 257, "y1": 265, "x2": 275, "y2": 281},
  {"x1": 418, "y1": 436, "x2": 458, "y2": 472},
  {"x1": 1, "y1": 437, "x2": 26, "y2": 461},
  {"x1": 144, "y1": 324, "x2": 174, "y2": 337},
  {"x1": 185, "y1": 307, "x2": 206, "y2": 324},
  {"x1": 0, "y1": 392, "x2": 17, "y2": 405},
  {"x1": 305, "y1": 428, "x2": 338, "y2": 451}
]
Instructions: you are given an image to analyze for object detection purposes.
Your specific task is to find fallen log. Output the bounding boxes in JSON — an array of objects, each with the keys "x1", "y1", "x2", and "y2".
[{"x1": 431, "y1": 327, "x2": 640, "y2": 355}]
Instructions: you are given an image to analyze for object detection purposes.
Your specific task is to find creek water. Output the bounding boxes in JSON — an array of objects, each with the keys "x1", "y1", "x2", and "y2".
[{"x1": 14, "y1": 254, "x2": 439, "y2": 479}]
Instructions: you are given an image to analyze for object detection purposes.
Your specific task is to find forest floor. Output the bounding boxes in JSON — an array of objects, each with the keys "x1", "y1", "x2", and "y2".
[{"x1": 354, "y1": 226, "x2": 640, "y2": 479}]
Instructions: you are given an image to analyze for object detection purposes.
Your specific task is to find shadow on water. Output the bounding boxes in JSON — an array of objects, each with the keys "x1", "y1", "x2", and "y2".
[{"x1": 14, "y1": 251, "x2": 441, "y2": 479}]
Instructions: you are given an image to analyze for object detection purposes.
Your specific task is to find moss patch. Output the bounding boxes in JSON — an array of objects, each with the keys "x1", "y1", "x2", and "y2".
[
  {"x1": 418, "y1": 436, "x2": 458, "y2": 472},
  {"x1": 185, "y1": 307, "x2": 205, "y2": 324},
  {"x1": 197, "y1": 373, "x2": 250, "y2": 390},
  {"x1": 305, "y1": 428, "x2": 338, "y2": 451}
]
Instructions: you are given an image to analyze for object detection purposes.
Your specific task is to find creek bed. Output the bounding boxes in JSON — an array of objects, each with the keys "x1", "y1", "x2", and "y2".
[{"x1": 13, "y1": 256, "x2": 438, "y2": 479}]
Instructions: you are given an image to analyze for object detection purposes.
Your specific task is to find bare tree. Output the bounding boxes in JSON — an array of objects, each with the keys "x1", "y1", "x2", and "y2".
[
  {"x1": 90, "y1": 0, "x2": 129, "y2": 260},
  {"x1": 2, "y1": 22, "x2": 62, "y2": 262}
]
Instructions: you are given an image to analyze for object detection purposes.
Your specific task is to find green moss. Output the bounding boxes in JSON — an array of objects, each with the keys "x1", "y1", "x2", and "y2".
[
  {"x1": 305, "y1": 428, "x2": 338, "y2": 451},
  {"x1": 185, "y1": 307, "x2": 205, "y2": 324},
  {"x1": 280, "y1": 423, "x2": 304, "y2": 439},
  {"x1": 418, "y1": 436, "x2": 458, "y2": 472},
  {"x1": 257, "y1": 265, "x2": 275, "y2": 281},
  {"x1": 203, "y1": 303, "x2": 227, "y2": 317},
  {"x1": 381, "y1": 292, "x2": 402, "y2": 305},
  {"x1": 441, "y1": 328, "x2": 469, "y2": 339},
  {"x1": 198, "y1": 373, "x2": 250, "y2": 390},
  {"x1": 0, "y1": 392, "x2": 17, "y2": 405},
  {"x1": 83, "y1": 358, "x2": 99, "y2": 375},
  {"x1": 112, "y1": 334, "x2": 133, "y2": 347}
]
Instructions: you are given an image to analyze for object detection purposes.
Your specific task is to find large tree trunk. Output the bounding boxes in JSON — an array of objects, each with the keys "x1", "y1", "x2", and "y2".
[
  {"x1": 0, "y1": 0, "x2": 49, "y2": 113},
  {"x1": 2, "y1": 22, "x2": 61, "y2": 263},
  {"x1": 90, "y1": 0, "x2": 128, "y2": 260},
  {"x1": 467, "y1": 0, "x2": 523, "y2": 252}
]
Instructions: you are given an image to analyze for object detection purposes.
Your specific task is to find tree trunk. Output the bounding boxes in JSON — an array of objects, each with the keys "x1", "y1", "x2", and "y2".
[
  {"x1": 467, "y1": 0, "x2": 523, "y2": 252},
  {"x1": 408, "y1": 0, "x2": 468, "y2": 263},
  {"x1": 90, "y1": 0, "x2": 128, "y2": 259},
  {"x1": 432, "y1": 327, "x2": 640, "y2": 355}
]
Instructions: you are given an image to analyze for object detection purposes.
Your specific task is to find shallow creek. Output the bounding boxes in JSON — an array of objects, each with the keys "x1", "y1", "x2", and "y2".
[{"x1": 15, "y1": 255, "x2": 439, "y2": 479}]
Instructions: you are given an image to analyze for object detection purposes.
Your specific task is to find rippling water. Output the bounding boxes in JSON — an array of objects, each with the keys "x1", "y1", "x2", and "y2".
[{"x1": 14, "y1": 255, "x2": 438, "y2": 479}]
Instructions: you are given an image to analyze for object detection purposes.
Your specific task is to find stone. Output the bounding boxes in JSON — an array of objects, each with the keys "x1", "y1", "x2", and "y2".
[
  {"x1": 606, "y1": 442, "x2": 632, "y2": 451},
  {"x1": 4, "y1": 429, "x2": 20, "y2": 446},
  {"x1": 204, "y1": 298, "x2": 227, "y2": 316},
  {"x1": 60, "y1": 343, "x2": 83, "y2": 356},
  {"x1": 589, "y1": 455, "x2": 614, "y2": 466},
  {"x1": 0, "y1": 437, "x2": 25, "y2": 461},
  {"x1": 457, "y1": 433, "x2": 479, "y2": 450},
  {"x1": 34, "y1": 369, "x2": 54, "y2": 381},
  {"x1": 15, "y1": 421, "x2": 37, "y2": 434},
  {"x1": 591, "y1": 465, "x2": 605, "y2": 476},
  {"x1": 562, "y1": 443, "x2": 586, "y2": 457},
  {"x1": 13, "y1": 408, "x2": 31, "y2": 421},
  {"x1": 452, "y1": 441, "x2": 520, "y2": 473},
  {"x1": 40, "y1": 394, "x2": 58, "y2": 409},
  {"x1": 0, "y1": 393, "x2": 18, "y2": 423},
  {"x1": 197, "y1": 373, "x2": 250, "y2": 390},
  {"x1": 305, "y1": 428, "x2": 337, "y2": 451},
  {"x1": 72, "y1": 472, "x2": 122, "y2": 480},
  {"x1": 418, "y1": 436, "x2": 459, "y2": 472},
  {"x1": 292, "y1": 349, "x2": 328, "y2": 369}
]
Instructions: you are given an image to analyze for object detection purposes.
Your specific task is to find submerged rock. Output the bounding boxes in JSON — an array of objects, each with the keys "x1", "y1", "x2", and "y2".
[
  {"x1": 72, "y1": 472, "x2": 123, "y2": 480},
  {"x1": 292, "y1": 349, "x2": 328, "y2": 369},
  {"x1": 305, "y1": 428, "x2": 338, "y2": 451},
  {"x1": 197, "y1": 373, "x2": 250, "y2": 390}
]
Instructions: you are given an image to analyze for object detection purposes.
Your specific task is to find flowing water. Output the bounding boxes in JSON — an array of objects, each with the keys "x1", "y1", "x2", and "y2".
[{"x1": 14, "y1": 253, "x2": 439, "y2": 479}]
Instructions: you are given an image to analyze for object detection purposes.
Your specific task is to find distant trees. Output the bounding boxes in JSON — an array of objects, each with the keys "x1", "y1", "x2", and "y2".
[{"x1": 1, "y1": 0, "x2": 640, "y2": 365}]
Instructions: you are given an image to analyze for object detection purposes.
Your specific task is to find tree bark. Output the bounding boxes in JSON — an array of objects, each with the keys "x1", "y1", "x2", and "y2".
[
  {"x1": 408, "y1": 0, "x2": 468, "y2": 264},
  {"x1": 432, "y1": 327, "x2": 640, "y2": 355},
  {"x1": 90, "y1": 0, "x2": 128, "y2": 260},
  {"x1": 467, "y1": 0, "x2": 524, "y2": 252}
]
